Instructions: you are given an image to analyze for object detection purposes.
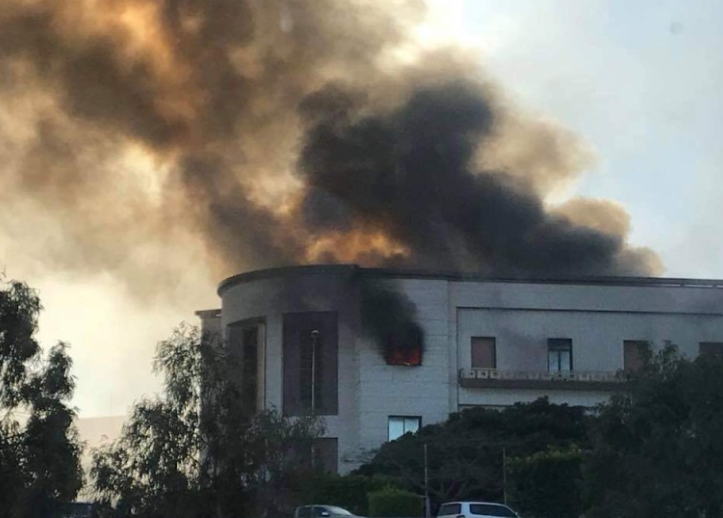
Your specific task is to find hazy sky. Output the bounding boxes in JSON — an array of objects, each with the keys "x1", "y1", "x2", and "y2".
[
  {"x1": 458, "y1": 0, "x2": 723, "y2": 278},
  {"x1": 4, "y1": 1, "x2": 723, "y2": 417}
]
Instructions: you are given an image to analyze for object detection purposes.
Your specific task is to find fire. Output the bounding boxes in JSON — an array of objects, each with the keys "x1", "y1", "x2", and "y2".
[{"x1": 305, "y1": 229, "x2": 409, "y2": 265}]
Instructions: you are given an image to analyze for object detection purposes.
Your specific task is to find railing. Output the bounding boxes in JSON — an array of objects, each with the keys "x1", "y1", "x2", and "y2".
[
  {"x1": 459, "y1": 368, "x2": 629, "y2": 391},
  {"x1": 460, "y1": 368, "x2": 625, "y2": 382}
]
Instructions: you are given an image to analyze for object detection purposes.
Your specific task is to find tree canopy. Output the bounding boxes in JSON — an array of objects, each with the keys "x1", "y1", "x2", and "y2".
[
  {"x1": 0, "y1": 276, "x2": 83, "y2": 518},
  {"x1": 357, "y1": 398, "x2": 589, "y2": 505},
  {"x1": 583, "y1": 343, "x2": 723, "y2": 518},
  {"x1": 91, "y1": 323, "x2": 322, "y2": 518}
]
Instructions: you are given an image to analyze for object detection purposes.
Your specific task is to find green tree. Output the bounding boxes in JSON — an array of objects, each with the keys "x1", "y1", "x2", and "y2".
[
  {"x1": 91, "y1": 323, "x2": 322, "y2": 518},
  {"x1": 508, "y1": 445, "x2": 583, "y2": 518},
  {"x1": 583, "y1": 343, "x2": 723, "y2": 518},
  {"x1": 357, "y1": 398, "x2": 589, "y2": 506},
  {"x1": 0, "y1": 277, "x2": 83, "y2": 517}
]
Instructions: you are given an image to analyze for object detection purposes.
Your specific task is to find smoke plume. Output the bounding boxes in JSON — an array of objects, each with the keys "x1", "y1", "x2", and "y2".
[{"x1": 0, "y1": 0, "x2": 662, "y2": 297}]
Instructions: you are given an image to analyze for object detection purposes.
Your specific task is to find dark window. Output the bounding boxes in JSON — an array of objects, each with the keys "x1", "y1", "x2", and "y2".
[
  {"x1": 438, "y1": 504, "x2": 462, "y2": 517},
  {"x1": 624, "y1": 340, "x2": 648, "y2": 372},
  {"x1": 700, "y1": 342, "x2": 723, "y2": 360},
  {"x1": 388, "y1": 416, "x2": 421, "y2": 441},
  {"x1": 228, "y1": 320, "x2": 264, "y2": 413},
  {"x1": 472, "y1": 337, "x2": 497, "y2": 368},
  {"x1": 283, "y1": 312, "x2": 338, "y2": 416},
  {"x1": 313, "y1": 438, "x2": 339, "y2": 474},
  {"x1": 242, "y1": 327, "x2": 259, "y2": 412},
  {"x1": 300, "y1": 329, "x2": 324, "y2": 413},
  {"x1": 548, "y1": 338, "x2": 572, "y2": 372},
  {"x1": 469, "y1": 504, "x2": 516, "y2": 517}
]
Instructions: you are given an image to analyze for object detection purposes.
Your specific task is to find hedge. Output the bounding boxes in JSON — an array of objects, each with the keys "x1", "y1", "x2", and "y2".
[{"x1": 368, "y1": 487, "x2": 424, "y2": 517}]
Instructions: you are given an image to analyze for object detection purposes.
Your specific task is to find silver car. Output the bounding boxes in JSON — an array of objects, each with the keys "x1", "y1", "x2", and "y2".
[{"x1": 294, "y1": 505, "x2": 358, "y2": 518}]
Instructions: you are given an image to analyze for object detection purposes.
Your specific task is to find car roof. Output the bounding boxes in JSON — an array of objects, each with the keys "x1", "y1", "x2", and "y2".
[{"x1": 442, "y1": 502, "x2": 508, "y2": 506}]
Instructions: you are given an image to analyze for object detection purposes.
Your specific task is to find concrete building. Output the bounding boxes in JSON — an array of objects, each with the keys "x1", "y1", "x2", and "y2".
[{"x1": 197, "y1": 264, "x2": 723, "y2": 474}]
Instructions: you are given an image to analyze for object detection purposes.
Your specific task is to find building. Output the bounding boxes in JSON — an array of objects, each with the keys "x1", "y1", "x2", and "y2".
[{"x1": 196, "y1": 264, "x2": 723, "y2": 474}]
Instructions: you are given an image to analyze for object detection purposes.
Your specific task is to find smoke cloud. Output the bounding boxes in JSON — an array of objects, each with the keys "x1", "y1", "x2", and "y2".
[{"x1": 0, "y1": 0, "x2": 662, "y2": 298}]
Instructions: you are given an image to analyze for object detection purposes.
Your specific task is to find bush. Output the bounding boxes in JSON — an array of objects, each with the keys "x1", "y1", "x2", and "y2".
[
  {"x1": 301, "y1": 474, "x2": 403, "y2": 516},
  {"x1": 368, "y1": 487, "x2": 424, "y2": 517},
  {"x1": 508, "y1": 445, "x2": 583, "y2": 518}
]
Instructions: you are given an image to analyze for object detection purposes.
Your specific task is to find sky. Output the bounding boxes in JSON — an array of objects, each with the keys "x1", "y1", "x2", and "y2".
[{"x1": 3, "y1": 0, "x2": 723, "y2": 417}]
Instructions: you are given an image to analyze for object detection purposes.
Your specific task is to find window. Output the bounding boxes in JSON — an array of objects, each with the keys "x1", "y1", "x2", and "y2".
[
  {"x1": 388, "y1": 416, "x2": 421, "y2": 441},
  {"x1": 313, "y1": 438, "x2": 339, "y2": 474},
  {"x1": 471, "y1": 336, "x2": 496, "y2": 368},
  {"x1": 242, "y1": 327, "x2": 259, "y2": 412},
  {"x1": 624, "y1": 340, "x2": 648, "y2": 372},
  {"x1": 438, "y1": 504, "x2": 462, "y2": 517},
  {"x1": 548, "y1": 338, "x2": 572, "y2": 372},
  {"x1": 700, "y1": 342, "x2": 723, "y2": 360},
  {"x1": 469, "y1": 504, "x2": 517, "y2": 517},
  {"x1": 228, "y1": 320, "x2": 265, "y2": 414},
  {"x1": 386, "y1": 344, "x2": 423, "y2": 366},
  {"x1": 283, "y1": 312, "x2": 338, "y2": 416},
  {"x1": 300, "y1": 329, "x2": 324, "y2": 412}
]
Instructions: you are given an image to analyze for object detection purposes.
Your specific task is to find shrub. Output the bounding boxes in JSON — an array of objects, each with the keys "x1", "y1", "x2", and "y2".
[{"x1": 368, "y1": 487, "x2": 424, "y2": 517}]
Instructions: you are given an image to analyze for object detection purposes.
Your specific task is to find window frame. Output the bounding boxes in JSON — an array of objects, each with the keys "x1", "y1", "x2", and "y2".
[
  {"x1": 623, "y1": 340, "x2": 649, "y2": 373},
  {"x1": 388, "y1": 415, "x2": 421, "y2": 441},
  {"x1": 471, "y1": 336, "x2": 497, "y2": 369},
  {"x1": 547, "y1": 338, "x2": 573, "y2": 372},
  {"x1": 700, "y1": 342, "x2": 723, "y2": 360}
]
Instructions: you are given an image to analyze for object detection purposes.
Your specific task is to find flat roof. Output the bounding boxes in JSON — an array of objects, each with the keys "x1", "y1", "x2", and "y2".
[{"x1": 217, "y1": 264, "x2": 723, "y2": 296}]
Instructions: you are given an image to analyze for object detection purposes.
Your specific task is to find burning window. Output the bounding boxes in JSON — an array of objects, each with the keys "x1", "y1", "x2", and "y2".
[
  {"x1": 385, "y1": 343, "x2": 423, "y2": 366},
  {"x1": 361, "y1": 281, "x2": 425, "y2": 367}
]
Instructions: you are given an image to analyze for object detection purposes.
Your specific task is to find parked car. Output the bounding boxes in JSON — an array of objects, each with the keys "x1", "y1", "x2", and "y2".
[
  {"x1": 437, "y1": 501, "x2": 519, "y2": 518},
  {"x1": 294, "y1": 505, "x2": 358, "y2": 518}
]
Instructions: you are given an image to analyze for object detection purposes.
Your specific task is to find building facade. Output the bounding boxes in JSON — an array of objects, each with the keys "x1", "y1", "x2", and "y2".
[{"x1": 197, "y1": 265, "x2": 723, "y2": 474}]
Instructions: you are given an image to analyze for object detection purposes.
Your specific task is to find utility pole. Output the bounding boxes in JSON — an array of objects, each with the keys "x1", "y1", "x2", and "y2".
[
  {"x1": 311, "y1": 329, "x2": 319, "y2": 420},
  {"x1": 310, "y1": 329, "x2": 319, "y2": 514},
  {"x1": 502, "y1": 446, "x2": 508, "y2": 506},
  {"x1": 424, "y1": 443, "x2": 431, "y2": 518}
]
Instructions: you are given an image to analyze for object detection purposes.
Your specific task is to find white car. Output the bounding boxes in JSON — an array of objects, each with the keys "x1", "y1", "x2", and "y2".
[{"x1": 437, "y1": 501, "x2": 519, "y2": 518}]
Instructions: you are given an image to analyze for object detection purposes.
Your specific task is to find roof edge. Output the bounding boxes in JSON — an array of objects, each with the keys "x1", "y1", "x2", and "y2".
[{"x1": 217, "y1": 264, "x2": 723, "y2": 296}]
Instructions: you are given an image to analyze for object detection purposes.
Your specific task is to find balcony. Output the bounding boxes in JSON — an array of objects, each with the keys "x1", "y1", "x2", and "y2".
[{"x1": 459, "y1": 368, "x2": 629, "y2": 391}]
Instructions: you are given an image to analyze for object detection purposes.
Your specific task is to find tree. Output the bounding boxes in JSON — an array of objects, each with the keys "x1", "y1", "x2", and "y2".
[
  {"x1": 583, "y1": 343, "x2": 723, "y2": 518},
  {"x1": 508, "y1": 445, "x2": 583, "y2": 518},
  {"x1": 357, "y1": 398, "x2": 589, "y2": 507},
  {"x1": 91, "y1": 323, "x2": 322, "y2": 518},
  {"x1": 0, "y1": 276, "x2": 83, "y2": 518}
]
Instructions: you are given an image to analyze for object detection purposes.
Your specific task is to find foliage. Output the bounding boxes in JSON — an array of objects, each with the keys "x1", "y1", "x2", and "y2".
[
  {"x1": 91, "y1": 323, "x2": 322, "y2": 518},
  {"x1": 368, "y1": 487, "x2": 424, "y2": 517},
  {"x1": 583, "y1": 343, "x2": 723, "y2": 518},
  {"x1": 300, "y1": 473, "x2": 403, "y2": 516},
  {"x1": 508, "y1": 445, "x2": 583, "y2": 518},
  {"x1": 0, "y1": 276, "x2": 83, "y2": 517},
  {"x1": 357, "y1": 398, "x2": 589, "y2": 506}
]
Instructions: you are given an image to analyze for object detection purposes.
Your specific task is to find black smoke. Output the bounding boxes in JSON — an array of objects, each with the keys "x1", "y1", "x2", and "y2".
[{"x1": 298, "y1": 82, "x2": 655, "y2": 277}]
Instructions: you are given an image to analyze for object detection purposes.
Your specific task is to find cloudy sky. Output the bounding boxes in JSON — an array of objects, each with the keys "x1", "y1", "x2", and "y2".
[{"x1": 4, "y1": 0, "x2": 723, "y2": 417}]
